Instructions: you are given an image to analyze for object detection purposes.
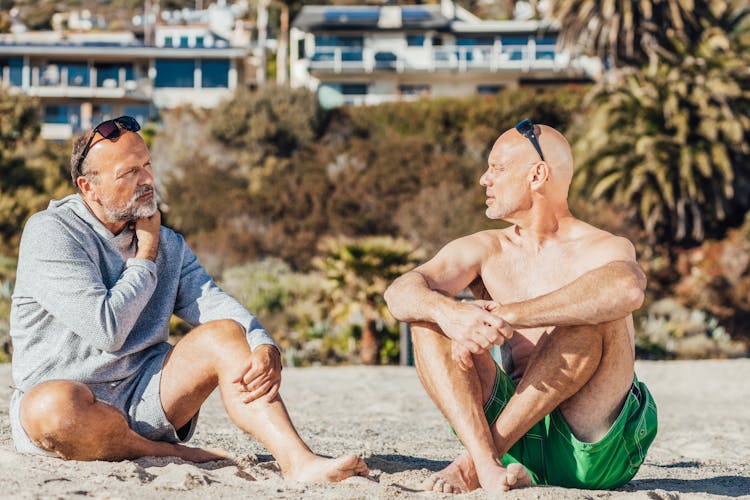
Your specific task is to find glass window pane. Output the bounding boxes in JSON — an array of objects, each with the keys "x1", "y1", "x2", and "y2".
[
  {"x1": 406, "y1": 35, "x2": 425, "y2": 47},
  {"x1": 201, "y1": 59, "x2": 229, "y2": 88},
  {"x1": 154, "y1": 59, "x2": 195, "y2": 88},
  {"x1": 64, "y1": 63, "x2": 89, "y2": 86}
]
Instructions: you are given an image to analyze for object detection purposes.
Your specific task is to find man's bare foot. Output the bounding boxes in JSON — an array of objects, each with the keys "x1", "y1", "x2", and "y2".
[
  {"x1": 286, "y1": 454, "x2": 369, "y2": 483},
  {"x1": 171, "y1": 444, "x2": 231, "y2": 463},
  {"x1": 476, "y1": 461, "x2": 532, "y2": 493},
  {"x1": 421, "y1": 452, "x2": 479, "y2": 494}
]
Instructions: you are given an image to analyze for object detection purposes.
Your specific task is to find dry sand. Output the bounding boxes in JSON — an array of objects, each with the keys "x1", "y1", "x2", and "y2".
[{"x1": 1, "y1": 359, "x2": 749, "y2": 499}]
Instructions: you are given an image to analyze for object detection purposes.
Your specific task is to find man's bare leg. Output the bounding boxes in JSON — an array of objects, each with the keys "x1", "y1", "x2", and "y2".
[
  {"x1": 159, "y1": 320, "x2": 367, "y2": 482},
  {"x1": 411, "y1": 322, "x2": 531, "y2": 493},
  {"x1": 21, "y1": 320, "x2": 368, "y2": 482},
  {"x1": 417, "y1": 320, "x2": 634, "y2": 493},
  {"x1": 20, "y1": 380, "x2": 223, "y2": 462}
]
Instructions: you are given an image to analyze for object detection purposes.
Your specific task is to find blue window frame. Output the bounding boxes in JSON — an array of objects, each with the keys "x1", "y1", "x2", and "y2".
[
  {"x1": 180, "y1": 36, "x2": 190, "y2": 48},
  {"x1": 477, "y1": 85, "x2": 502, "y2": 95},
  {"x1": 501, "y1": 36, "x2": 529, "y2": 46},
  {"x1": 201, "y1": 60, "x2": 230, "y2": 88},
  {"x1": 406, "y1": 34, "x2": 425, "y2": 47},
  {"x1": 154, "y1": 59, "x2": 194, "y2": 88},
  {"x1": 196, "y1": 36, "x2": 205, "y2": 47},
  {"x1": 399, "y1": 84, "x2": 429, "y2": 95},
  {"x1": 315, "y1": 35, "x2": 363, "y2": 47},
  {"x1": 457, "y1": 36, "x2": 494, "y2": 46},
  {"x1": 164, "y1": 36, "x2": 173, "y2": 47},
  {"x1": 95, "y1": 63, "x2": 134, "y2": 87},
  {"x1": 44, "y1": 104, "x2": 77, "y2": 125},
  {"x1": 62, "y1": 63, "x2": 89, "y2": 86},
  {"x1": 340, "y1": 83, "x2": 367, "y2": 95},
  {"x1": 3, "y1": 57, "x2": 23, "y2": 87}
]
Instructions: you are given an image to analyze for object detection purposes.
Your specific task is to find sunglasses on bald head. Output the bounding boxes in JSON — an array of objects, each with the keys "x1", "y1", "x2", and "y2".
[
  {"x1": 74, "y1": 115, "x2": 141, "y2": 175},
  {"x1": 514, "y1": 118, "x2": 545, "y2": 162}
]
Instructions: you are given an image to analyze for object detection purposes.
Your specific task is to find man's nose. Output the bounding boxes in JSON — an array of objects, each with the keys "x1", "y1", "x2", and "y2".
[
  {"x1": 139, "y1": 167, "x2": 154, "y2": 185},
  {"x1": 480, "y1": 171, "x2": 492, "y2": 186}
]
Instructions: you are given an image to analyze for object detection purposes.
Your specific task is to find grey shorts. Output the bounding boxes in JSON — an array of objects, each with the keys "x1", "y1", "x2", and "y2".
[{"x1": 9, "y1": 348, "x2": 198, "y2": 456}]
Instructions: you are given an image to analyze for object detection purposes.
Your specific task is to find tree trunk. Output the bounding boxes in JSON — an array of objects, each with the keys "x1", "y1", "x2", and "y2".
[{"x1": 360, "y1": 319, "x2": 379, "y2": 365}]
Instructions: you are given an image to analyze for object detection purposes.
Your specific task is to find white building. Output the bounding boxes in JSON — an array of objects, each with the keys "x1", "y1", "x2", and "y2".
[
  {"x1": 0, "y1": 23, "x2": 250, "y2": 140},
  {"x1": 290, "y1": 1, "x2": 599, "y2": 107}
]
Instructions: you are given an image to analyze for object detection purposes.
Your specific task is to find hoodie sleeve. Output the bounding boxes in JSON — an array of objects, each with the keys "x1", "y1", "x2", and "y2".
[
  {"x1": 18, "y1": 215, "x2": 158, "y2": 352},
  {"x1": 172, "y1": 234, "x2": 277, "y2": 351}
]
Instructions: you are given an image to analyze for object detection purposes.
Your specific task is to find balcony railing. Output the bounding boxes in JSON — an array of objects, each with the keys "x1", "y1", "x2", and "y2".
[{"x1": 307, "y1": 44, "x2": 566, "y2": 73}]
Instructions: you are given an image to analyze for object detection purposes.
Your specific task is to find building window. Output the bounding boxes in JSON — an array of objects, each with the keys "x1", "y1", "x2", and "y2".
[
  {"x1": 44, "y1": 104, "x2": 77, "y2": 125},
  {"x1": 154, "y1": 59, "x2": 195, "y2": 88},
  {"x1": 196, "y1": 36, "x2": 205, "y2": 48},
  {"x1": 313, "y1": 36, "x2": 364, "y2": 62},
  {"x1": 61, "y1": 63, "x2": 89, "y2": 86},
  {"x1": 96, "y1": 63, "x2": 134, "y2": 87},
  {"x1": 406, "y1": 34, "x2": 425, "y2": 47},
  {"x1": 315, "y1": 35, "x2": 363, "y2": 47},
  {"x1": 399, "y1": 84, "x2": 429, "y2": 95},
  {"x1": 457, "y1": 36, "x2": 494, "y2": 46},
  {"x1": 201, "y1": 60, "x2": 230, "y2": 88},
  {"x1": 339, "y1": 83, "x2": 367, "y2": 95},
  {"x1": 319, "y1": 83, "x2": 367, "y2": 95},
  {"x1": 477, "y1": 85, "x2": 502, "y2": 95},
  {"x1": 1, "y1": 57, "x2": 23, "y2": 86},
  {"x1": 180, "y1": 36, "x2": 190, "y2": 48},
  {"x1": 164, "y1": 36, "x2": 173, "y2": 47}
]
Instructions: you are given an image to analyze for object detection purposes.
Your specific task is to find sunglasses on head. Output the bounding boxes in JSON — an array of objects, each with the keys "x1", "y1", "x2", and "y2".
[
  {"x1": 514, "y1": 118, "x2": 545, "y2": 162},
  {"x1": 75, "y1": 115, "x2": 141, "y2": 174}
]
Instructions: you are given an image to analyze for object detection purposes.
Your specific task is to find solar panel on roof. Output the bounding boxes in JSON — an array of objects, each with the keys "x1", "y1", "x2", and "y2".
[
  {"x1": 323, "y1": 8, "x2": 379, "y2": 23},
  {"x1": 401, "y1": 7, "x2": 432, "y2": 22}
]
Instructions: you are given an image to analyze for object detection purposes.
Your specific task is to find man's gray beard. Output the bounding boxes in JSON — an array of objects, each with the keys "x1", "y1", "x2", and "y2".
[{"x1": 104, "y1": 188, "x2": 158, "y2": 222}]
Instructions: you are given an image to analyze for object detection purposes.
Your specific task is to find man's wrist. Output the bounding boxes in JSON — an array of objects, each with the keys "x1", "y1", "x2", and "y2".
[{"x1": 498, "y1": 303, "x2": 519, "y2": 326}]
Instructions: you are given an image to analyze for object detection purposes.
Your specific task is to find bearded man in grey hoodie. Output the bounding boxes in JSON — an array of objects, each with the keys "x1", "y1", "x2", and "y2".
[{"x1": 9, "y1": 116, "x2": 367, "y2": 482}]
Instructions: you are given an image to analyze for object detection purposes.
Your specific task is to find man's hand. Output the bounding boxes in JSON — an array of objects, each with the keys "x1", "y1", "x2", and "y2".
[
  {"x1": 233, "y1": 344, "x2": 282, "y2": 404},
  {"x1": 436, "y1": 300, "x2": 513, "y2": 355},
  {"x1": 135, "y1": 211, "x2": 161, "y2": 262}
]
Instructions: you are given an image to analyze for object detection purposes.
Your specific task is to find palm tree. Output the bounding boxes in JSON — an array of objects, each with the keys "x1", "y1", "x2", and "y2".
[
  {"x1": 571, "y1": 6, "x2": 750, "y2": 244},
  {"x1": 547, "y1": 0, "x2": 725, "y2": 68},
  {"x1": 314, "y1": 236, "x2": 423, "y2": 365}
]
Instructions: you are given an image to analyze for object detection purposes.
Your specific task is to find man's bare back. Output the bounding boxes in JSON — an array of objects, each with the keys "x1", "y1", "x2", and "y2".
[{"x1": 385, "y1": 120, "x2": 657, "y2": 494}]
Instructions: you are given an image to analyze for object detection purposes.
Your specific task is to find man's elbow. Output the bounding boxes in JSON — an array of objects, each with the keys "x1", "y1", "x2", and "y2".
[
  {"x1": 383, "y1": 283, "x2": 400, "y2": 318},
  {"x1": 623, "y1": 262, "x2": 646, "y2": 312}
]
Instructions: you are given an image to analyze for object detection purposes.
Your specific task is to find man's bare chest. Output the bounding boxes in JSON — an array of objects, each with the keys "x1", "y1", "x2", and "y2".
[{"x1": 479, "y1": 253, "x2": 584, "y2": 306}]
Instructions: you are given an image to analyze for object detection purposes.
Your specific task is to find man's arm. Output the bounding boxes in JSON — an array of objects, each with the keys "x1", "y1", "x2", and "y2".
[
  {"x1": 385, "y1": 233, "x2": 512, "y2": 353},
  {"x1": 172, "y1": 235, "x2": 276, "y2": 351},
  {"x1": 500, "y1": 239, "x2": 646, "y2": 328},
  {"x1": 18, "y1": 214, "x2": 158, "y2": 352}
]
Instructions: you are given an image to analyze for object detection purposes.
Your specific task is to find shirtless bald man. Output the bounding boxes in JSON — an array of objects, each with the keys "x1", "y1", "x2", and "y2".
[{"x1": 384, "y1": 119, "x2": 657, "y2": 493}]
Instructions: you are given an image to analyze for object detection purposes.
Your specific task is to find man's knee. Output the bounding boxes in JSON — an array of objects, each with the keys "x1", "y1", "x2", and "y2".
[
  {"x1": 20, "y1": 380, "x2": 95, "y2": 444},
  {"x1": 410, "y1": 321, "x2": 445, "y2": 347}
]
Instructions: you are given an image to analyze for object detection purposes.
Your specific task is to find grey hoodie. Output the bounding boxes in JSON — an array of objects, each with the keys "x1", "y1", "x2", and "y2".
[{"x1": 10, "y1": 194, "x2": 275, "y2": 392}]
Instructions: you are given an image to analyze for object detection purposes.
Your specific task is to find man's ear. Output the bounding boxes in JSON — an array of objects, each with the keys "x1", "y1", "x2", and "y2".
[
  {"x1": 77, "y1": 176, "x2": 97, "y2": 201},
  {"x1": 529, "y1": 161, "x2": 550, "y2": 190}
]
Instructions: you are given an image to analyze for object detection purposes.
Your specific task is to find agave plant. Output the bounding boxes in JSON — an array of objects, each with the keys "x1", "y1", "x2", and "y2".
[{"x1": 572, "y1": 17, "x2": 750, "y2": 243}]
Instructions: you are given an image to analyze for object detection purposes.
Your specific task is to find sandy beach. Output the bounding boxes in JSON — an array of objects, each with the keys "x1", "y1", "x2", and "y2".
[{"x1": 1, "y1": 359, "x2": 748, "y2": 499}]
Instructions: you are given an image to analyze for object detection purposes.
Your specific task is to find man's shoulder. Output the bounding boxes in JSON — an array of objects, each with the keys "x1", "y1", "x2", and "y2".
[
  {"x1": 447, "y1": 229, "x2": 505, "y2": 257},
  {"x1": 568, "y1": 219, "x2": 636, "y2": 260}
]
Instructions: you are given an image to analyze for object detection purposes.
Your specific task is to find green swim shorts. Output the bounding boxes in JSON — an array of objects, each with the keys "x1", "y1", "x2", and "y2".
[{"x1": 482, "y1": 365, "x2": 658, "y2": 489}]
